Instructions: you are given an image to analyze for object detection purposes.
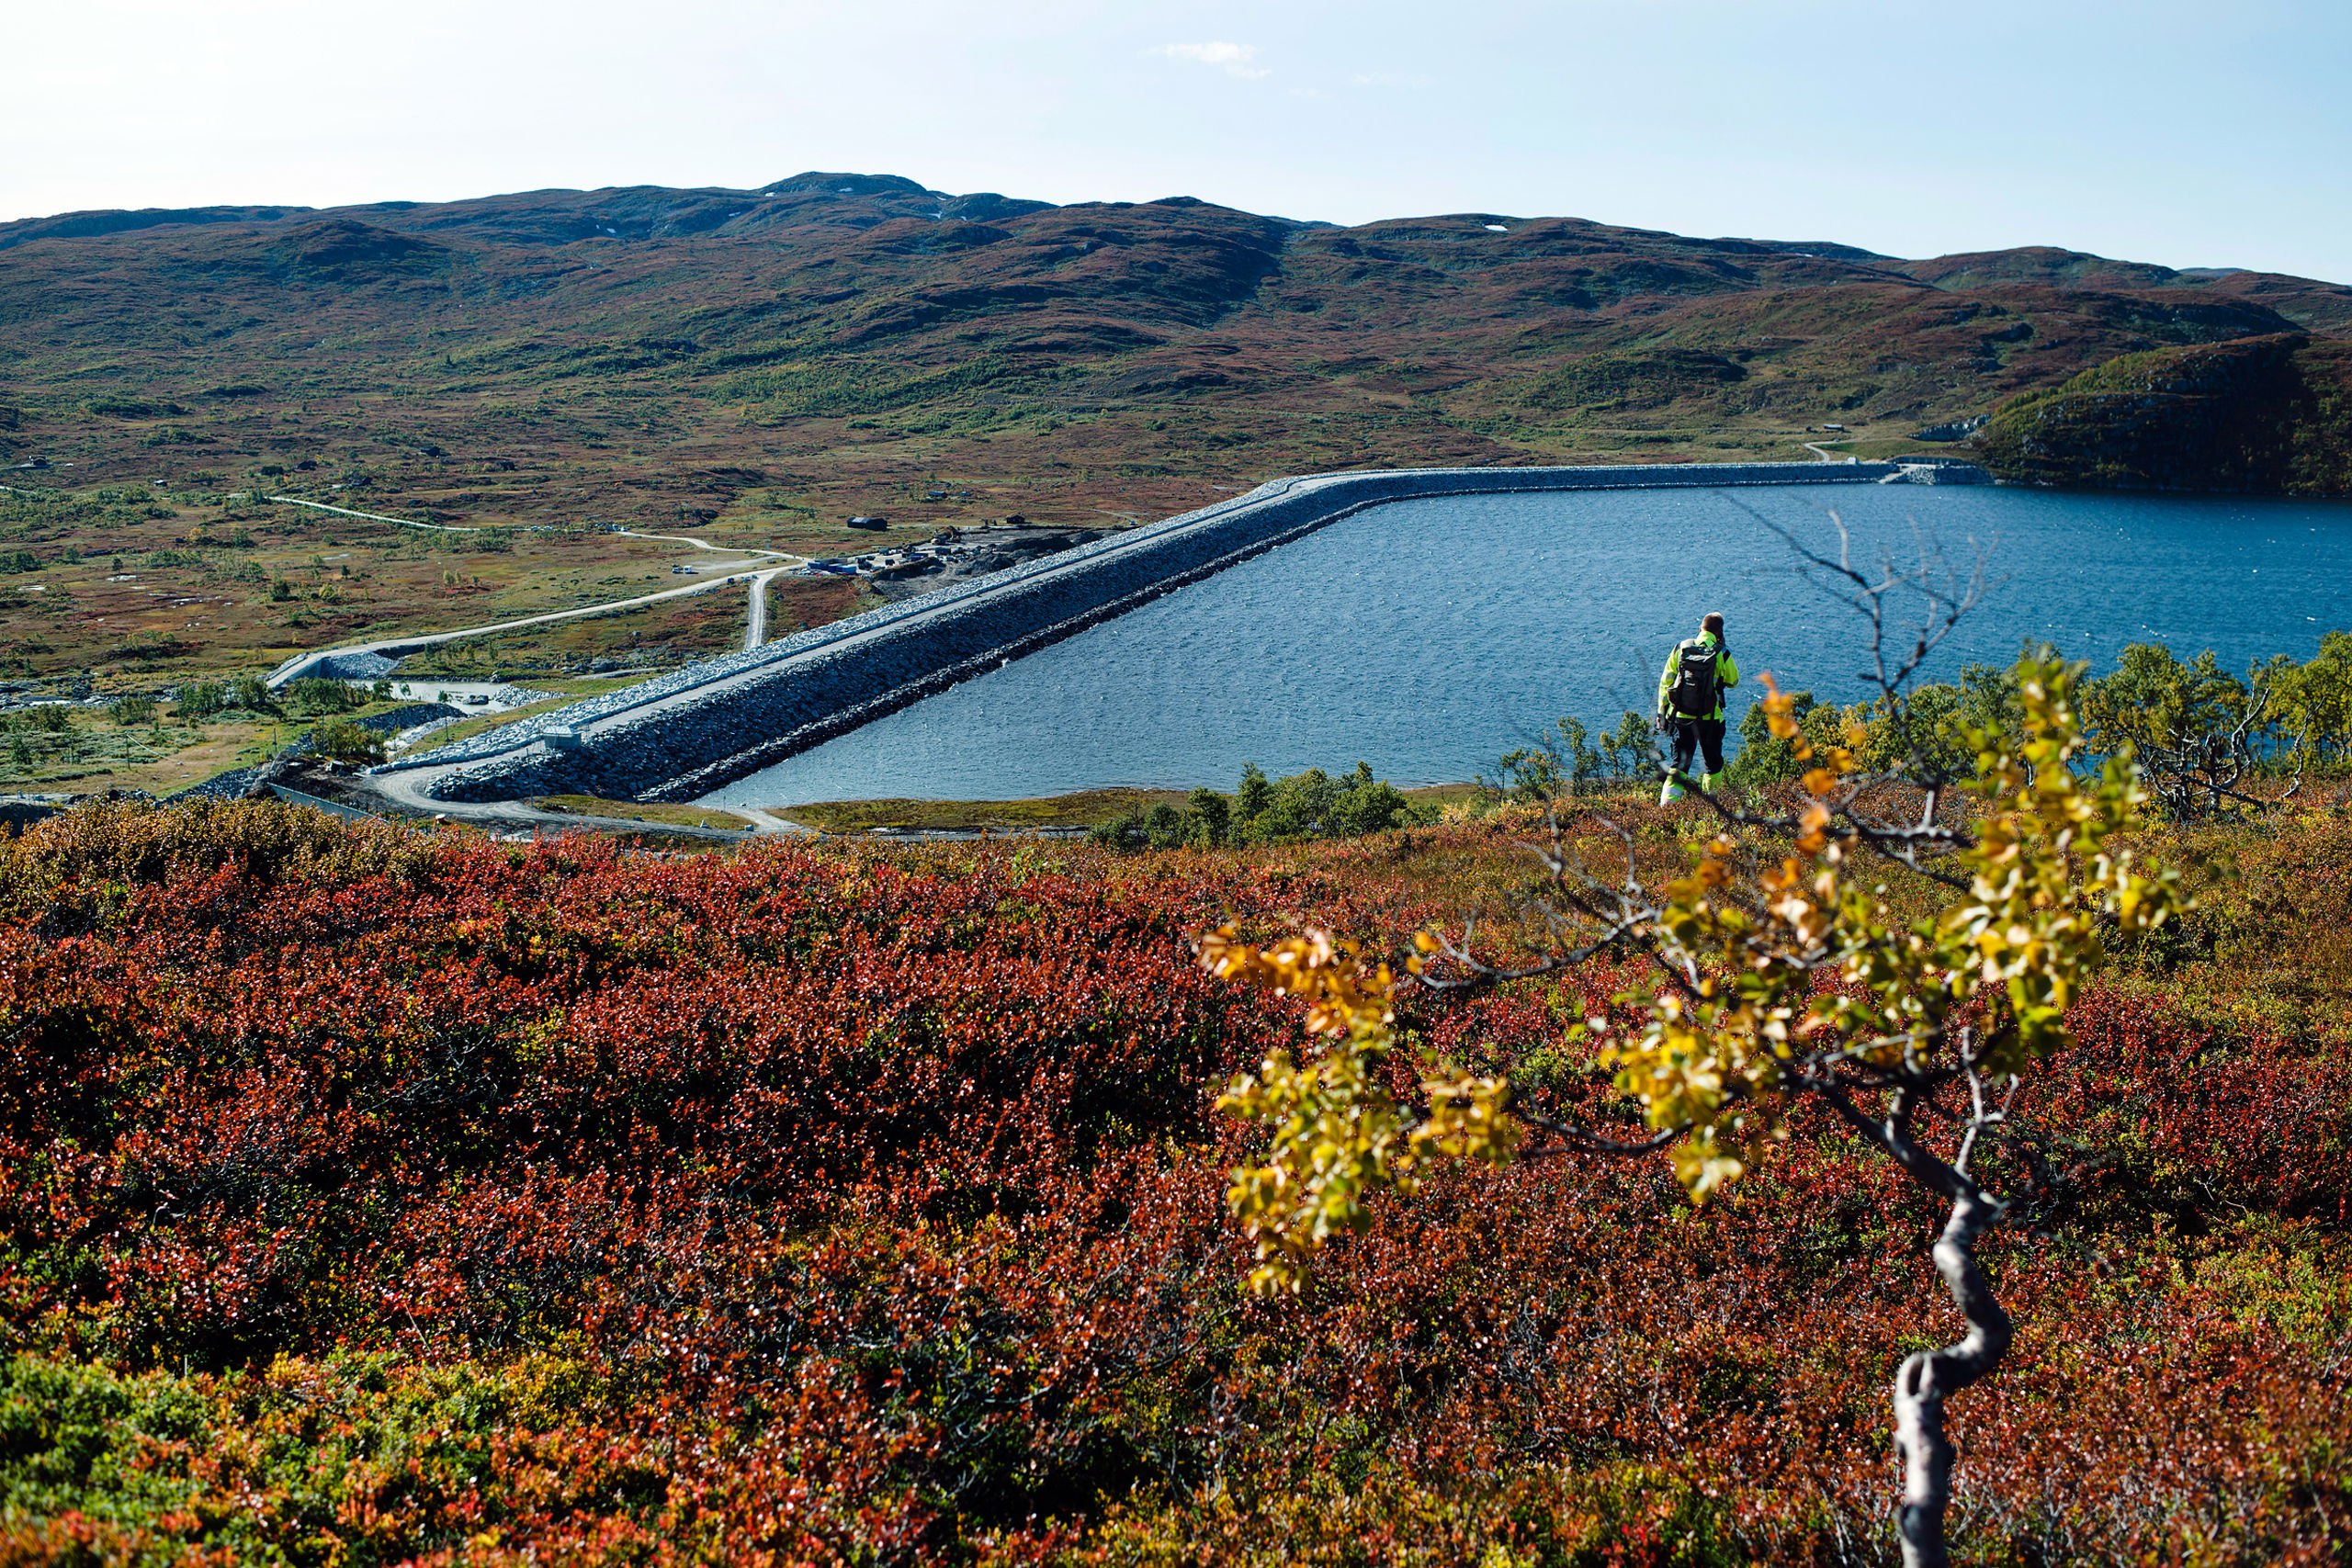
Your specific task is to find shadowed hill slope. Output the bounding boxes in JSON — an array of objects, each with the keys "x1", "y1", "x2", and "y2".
[{"x1": 1977, "y1": 333, "x2": 2352, "y2": 496}]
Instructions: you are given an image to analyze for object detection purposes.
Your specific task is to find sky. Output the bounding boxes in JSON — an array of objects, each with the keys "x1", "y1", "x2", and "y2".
[{"x1": 6, "y1": 0, "x2": 2347, "y2": 279}]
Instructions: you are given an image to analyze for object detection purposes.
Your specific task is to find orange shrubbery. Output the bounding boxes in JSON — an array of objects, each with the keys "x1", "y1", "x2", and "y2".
[{"x1": 0, "y1": 796, "x2": 2346, "y2": 1563}]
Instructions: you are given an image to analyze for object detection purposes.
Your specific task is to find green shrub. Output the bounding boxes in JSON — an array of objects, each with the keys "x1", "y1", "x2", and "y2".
[
  {"x1": 1724, "y1": 691, "x2": 1816, "y2": 788},
  {"x1": 175, "y1": 682, "x2": 227, "y2": 720},
  {"x1": 283, "y1": 677, "x2": 364, "y2": 716},
  {"x1": 0, "y1": 1354, "x2": 209, "y2": 1536},
  {"x1": 1486, "y1": 713, "x2": 1657, "y2": 802},
  {"x1": 1093, "y1": 762, "x2": 1432, "y2": 850},
  {"x1": 2264, "y1": 630, "x2": 2352, "y2": 773},
  {"x1": 1186, "y1": 785, "x2": 1230, "y2": 844},
  {"x1": 1724, "y1": 674, "x2": 1999, "y2": 791},
  {"x1": 302, "y1": 719, "x2": 385, "y2": 765}
]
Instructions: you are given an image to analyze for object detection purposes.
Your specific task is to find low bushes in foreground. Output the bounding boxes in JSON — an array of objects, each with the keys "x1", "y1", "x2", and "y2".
[
  {"x1": 0, "y1": 798, "x2": 2345, "y2": 1563},
  {"x1": 1092, "y1": 761, "x2": 1430, "y2": 849}
]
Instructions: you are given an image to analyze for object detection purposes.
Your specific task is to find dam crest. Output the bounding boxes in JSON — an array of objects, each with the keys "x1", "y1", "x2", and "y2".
[{"x1": 371, "y1": 461, "x2": 1924, "y2": 805}]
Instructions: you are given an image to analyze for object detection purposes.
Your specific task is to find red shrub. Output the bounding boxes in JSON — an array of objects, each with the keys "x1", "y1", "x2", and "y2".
[{"x1": 0, "y1": 799, "x2": 2345, "y2": 1562}]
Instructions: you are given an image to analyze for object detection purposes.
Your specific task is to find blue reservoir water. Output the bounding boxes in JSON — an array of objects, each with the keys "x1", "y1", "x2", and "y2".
[{"x1": 700, "y1": 483, "x2": 2352, "y2": 807}]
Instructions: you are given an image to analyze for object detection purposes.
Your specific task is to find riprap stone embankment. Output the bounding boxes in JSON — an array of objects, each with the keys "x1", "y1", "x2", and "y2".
[{"x1": 375, "y1": 461, "x2": 1904, "y2": 805}]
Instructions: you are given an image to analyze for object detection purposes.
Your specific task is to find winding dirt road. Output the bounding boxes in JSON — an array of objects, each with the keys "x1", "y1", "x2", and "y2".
[
  {"x1": 614, "y1": 527, "x2": 801, "y2": 650},
  {"x1": 265, "y1": 506, "x2": 806, "y2": 685},
  {"x1": 269, "y1": 495, "x2": 484, "y2": 533}
]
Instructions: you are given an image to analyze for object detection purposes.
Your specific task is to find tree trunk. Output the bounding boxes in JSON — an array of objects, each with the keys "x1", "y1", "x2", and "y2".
[{"x1": 1892, "y1": 1184, "x2": 2013, "y2": 1568}]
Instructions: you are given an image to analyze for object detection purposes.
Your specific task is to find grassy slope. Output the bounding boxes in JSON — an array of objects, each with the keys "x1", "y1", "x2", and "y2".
[
  {"x1": 3, "y1": 180, "x2": 2346, "y2": 694},
  {"x1": 527, "y1": 794, "x2": 754, "y2": 830},
  {"x1": 0, "y1": 691, "x2": 458, "y2": 795}
]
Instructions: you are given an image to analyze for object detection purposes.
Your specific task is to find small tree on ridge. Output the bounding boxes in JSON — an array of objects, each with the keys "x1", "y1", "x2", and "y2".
[{"x1": 1202, "y1": 536, "x2": 2186, "y2": 1568}]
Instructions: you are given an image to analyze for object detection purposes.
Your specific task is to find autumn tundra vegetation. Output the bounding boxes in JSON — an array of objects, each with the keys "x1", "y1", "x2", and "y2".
[{"x1": 6, "y1": 601, "x2": 2352, "y2": 1562}]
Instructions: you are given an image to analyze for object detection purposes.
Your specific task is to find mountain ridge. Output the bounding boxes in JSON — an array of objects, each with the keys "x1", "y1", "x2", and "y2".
[
  {"x1": 5, "y1": 170, "x2": 2350, "y2": 683},
  {"x1": 7, "y1": 172, "x2": 2346, "y2": 474},
  {"x1": 8, "y1": 172, "x2": 2340, "y2": 314}
]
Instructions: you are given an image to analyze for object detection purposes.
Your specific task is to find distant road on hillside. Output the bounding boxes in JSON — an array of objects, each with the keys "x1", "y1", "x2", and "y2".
[{"x1": 266, "y1": 508, "x2": 805, "y2": 685}]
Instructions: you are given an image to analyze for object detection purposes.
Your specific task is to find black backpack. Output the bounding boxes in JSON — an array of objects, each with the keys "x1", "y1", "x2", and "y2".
[{"x1": 1667, "y1": 639, "x2": 1720, "y2": 717}]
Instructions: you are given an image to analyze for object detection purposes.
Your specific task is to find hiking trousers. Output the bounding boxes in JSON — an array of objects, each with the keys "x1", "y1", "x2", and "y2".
[{"x1": 1663, "y1": 717, "x2": 1726, "y2": 800}]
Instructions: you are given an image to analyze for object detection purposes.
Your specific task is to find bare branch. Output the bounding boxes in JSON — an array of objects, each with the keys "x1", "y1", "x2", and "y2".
[
  {"x1": 1809, "y1": 1077, "x2": 1979, "y2": 1208},
  {"x1": 1511, "y1": 1110, "x2": 1687, "y2": 1157}
]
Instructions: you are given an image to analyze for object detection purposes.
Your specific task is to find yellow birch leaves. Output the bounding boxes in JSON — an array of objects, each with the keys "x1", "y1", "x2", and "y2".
[
  {"x1": 1203, "y1": 927, "x2": 1518, "y2": 1295},
  {"x1": 1204, "y1": 657, "x2": 2183, "y2": 1295}
]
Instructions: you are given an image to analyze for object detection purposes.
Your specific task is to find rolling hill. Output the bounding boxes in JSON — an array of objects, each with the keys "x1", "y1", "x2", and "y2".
[
  {"x1": 2, "y1": 170, "x2": 2348, "y2": 688},
  {"x1": 1977, "y1": 333, "x2": 2352, "y2": 495}
]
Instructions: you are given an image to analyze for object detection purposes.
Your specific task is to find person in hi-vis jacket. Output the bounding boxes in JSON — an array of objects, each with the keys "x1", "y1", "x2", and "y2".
[{"x1": 1656, "y1": 612, "x2": 1738, "y2": 803}]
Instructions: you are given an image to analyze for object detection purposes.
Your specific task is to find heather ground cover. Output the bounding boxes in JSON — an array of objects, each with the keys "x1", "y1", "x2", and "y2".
[{"x1": 1, "y1": 796, "x2": 2347, "y2": 1563}]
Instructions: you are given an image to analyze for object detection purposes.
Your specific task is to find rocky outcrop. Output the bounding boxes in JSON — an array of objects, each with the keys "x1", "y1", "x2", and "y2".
[
  {"x1": 1975, "y1": 334, "x2": 2352, "y2": 496},
  {"x1": 298, "y1": 649, "x2": 404, "y2": 681},
  {"x1": 0, "y1": 796, "x2": 70, "y2": 834}
]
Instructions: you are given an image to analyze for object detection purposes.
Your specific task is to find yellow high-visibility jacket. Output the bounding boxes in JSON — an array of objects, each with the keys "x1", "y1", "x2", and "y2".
[{"x1": 1657, "y1": 631, "x2": 1739, "y2": 722}]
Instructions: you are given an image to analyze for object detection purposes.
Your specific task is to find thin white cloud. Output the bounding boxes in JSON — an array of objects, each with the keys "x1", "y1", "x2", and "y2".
[{"x1": 1153, "y1": 41, "x2": 1270, "y2": 80}]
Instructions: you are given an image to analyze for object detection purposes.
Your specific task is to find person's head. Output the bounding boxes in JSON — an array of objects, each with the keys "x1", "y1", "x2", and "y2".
[{"x1": 1701, "y1": 612, "x2": 1724, "y2": 638}]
